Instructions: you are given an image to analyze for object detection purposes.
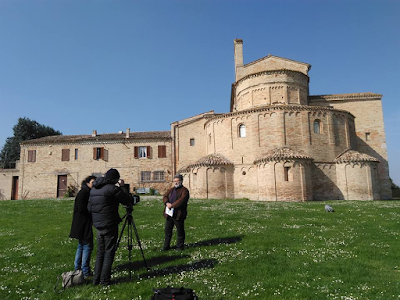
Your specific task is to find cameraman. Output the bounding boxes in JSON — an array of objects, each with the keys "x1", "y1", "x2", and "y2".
[{"x1": 88, "y1": 168, "x2": 132, "y2": 286}]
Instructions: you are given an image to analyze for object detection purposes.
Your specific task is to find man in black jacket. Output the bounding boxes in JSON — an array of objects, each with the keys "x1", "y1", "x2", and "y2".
[{"x1": 88, "y1": 168, "x2": 132, "y2": 286}]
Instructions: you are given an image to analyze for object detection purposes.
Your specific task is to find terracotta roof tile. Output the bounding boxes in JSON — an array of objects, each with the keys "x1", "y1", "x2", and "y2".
[
  {"x1": 178, "y1": 153, "x2": 233, "y2": 173},
  {"x1": 254, "y1": 147, "x2": 313, "y2": 164},
  {"x1": 206, "y1": 104, "x2": 354, "y2": 125},
  {"x1": 309, "y1": 92, "x2": 382, "y2": 100},
  {"x1": 334, "y1": 149, "x2": 379, "y2": 163},
  {"x1": 20, "y1": 131, "x2": 171, "y2": 145}
]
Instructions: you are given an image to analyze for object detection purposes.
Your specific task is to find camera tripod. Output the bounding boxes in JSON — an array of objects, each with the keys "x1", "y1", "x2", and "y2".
[{"x1": 116, "y1": 206, "x2": 150, "y2": 279}]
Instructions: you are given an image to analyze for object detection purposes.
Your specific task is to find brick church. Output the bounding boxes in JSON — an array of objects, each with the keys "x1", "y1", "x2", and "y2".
[{"x1": 0, "y1": 39, "x2": 392, "y2": 201}]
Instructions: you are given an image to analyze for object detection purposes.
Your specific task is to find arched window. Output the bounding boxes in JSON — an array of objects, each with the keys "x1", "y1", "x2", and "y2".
[
  {"x1": 239, "y1": 124, "x2": 246, "y2": 138},
  {"x1": 313, "y1": 119, "x2": 321, "y2": 134}
]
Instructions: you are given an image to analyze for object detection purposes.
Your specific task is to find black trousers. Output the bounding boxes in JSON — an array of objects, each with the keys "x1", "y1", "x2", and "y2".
[
  {"x1": 93, "y1": 225, "x2": 118, "y2": 285},
  {"x1": 163, "y1": 216, "x2": 185, "y2": 250}
]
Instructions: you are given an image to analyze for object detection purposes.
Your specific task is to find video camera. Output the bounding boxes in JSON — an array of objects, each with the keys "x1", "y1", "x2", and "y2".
[
  {"x1": 119, "y1": 182, "x2": 140, "y2": 209},
  {"x1": 130, "y1": 193, "x2": 140, "y2": 206},
  {"x1": 123, "y1": 193, "x2": 140, "y2": 215}
]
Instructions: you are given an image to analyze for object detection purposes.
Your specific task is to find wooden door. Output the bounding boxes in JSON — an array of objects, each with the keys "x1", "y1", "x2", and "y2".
[
  {"x1": 57, "y1": 175, "x2": 67, "y2": 198},
  {"x1": 11, "y1": 176, "x2": 19, "y2": 200}
]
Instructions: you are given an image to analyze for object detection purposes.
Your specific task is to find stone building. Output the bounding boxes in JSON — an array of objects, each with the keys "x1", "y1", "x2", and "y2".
[
  {"x1": 173, "y1": 39, "x2": 391, "y2": 201},
  {"x1": 0, "y1": 39, "x2": 392, "y2": 201},
  {"x1": 12, "y1": 130, "x2": 173, "y2": 199}
]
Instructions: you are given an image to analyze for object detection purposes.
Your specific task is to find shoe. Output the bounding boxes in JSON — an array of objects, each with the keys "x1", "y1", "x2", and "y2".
[
  {"x1": 100, "y1": 281, "x2": 111, "y2": 286},
  {"x1": 84, "y1": 271, "x2": 93, "y2": 280},
  {"x1": 161, "y1": 247, "x2": 170, "y2": 252}
]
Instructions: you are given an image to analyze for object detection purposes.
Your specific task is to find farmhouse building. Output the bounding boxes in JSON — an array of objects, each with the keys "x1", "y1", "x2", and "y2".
[{"x1": 0, "y1": 39, "x2": 392, "y2": 201}]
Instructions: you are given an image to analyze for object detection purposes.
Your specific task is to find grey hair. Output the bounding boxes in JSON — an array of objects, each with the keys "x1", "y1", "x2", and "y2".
[{"x1": 174, "y1": 174, "x2": 183, "y2": 181}]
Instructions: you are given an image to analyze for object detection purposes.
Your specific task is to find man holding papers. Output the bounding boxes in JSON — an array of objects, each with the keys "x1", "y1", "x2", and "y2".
[{"x1": 162, "y1": 174, "x2": 190, "y2": 251}]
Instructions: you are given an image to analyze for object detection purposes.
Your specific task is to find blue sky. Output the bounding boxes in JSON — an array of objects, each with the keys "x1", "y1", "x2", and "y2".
[{"x1": 0, "y1": 0, "x2": 399, "y2": 185}]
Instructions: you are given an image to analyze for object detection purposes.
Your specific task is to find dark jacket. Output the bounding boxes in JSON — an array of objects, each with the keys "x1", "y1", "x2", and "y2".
[
  {"x1": 69, "y1": 184, "x2": 93, "y2": 241},
  {"x1": 88, "y1": 177, "x2": 132, "y2": 229},
  {"x1": 163, "y1": 185, "x2": 190, "y2": 220}
]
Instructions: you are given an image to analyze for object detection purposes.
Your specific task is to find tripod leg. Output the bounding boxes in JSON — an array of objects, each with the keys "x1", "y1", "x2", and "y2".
[
  {"x1": 130, "y1": 218, "x2": 150, "y2": 271},
  {"x1": 127, "y1": 221, "x2": 133, "y2": 280},
  {"x1": 116, "y1": 216, "x2": 128, "y2": 249}
]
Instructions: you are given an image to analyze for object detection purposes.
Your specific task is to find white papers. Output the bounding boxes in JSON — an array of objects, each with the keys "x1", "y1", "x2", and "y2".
[{"x1": 165, "y1": 206, "x2": 174, "y2": 217}]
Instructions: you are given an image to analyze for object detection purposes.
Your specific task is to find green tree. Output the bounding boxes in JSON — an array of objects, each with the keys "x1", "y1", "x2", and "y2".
[
  {"x1": 390, "y1": 177, "x2": 399, "y2": 190},
  {"x1": 0, "y1": 117, "x2": 61, "y2": 168}
]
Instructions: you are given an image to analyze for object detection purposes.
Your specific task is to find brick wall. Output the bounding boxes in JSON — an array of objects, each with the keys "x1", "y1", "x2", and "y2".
[
  {"x1": 204, "y1": 107, "x2": 355, "y2": 165},
  {"x1": 336, "y1": 162, "x2": 381, "y2": 200},
  {"x1": 234, "y1": 71, "x2": 309, "y2": 111},
  {"x1": 310, "y1": 95, "x2": 391, "y2": 199}
]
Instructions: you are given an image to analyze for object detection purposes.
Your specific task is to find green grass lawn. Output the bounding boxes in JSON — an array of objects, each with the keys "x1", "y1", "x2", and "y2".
[{"x1": 1, "y1": 198, "x2": 400, "y2": 299}]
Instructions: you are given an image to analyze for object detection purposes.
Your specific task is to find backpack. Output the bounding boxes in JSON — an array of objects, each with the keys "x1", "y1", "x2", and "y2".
[
  {"x1": 151, "y1": 286, "x2": 198, "y2": 300},
  {"x1": 54, "y1": 269, "x2": 85, "y2": 293}
]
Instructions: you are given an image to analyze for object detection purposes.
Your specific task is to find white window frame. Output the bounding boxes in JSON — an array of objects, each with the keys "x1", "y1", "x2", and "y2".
[
  {"x1": 239, "y1": 124, "x2": 246, "y2": 138},
  {"x1": 139, "y1": 146, "x2": 147, "y2": 158}
]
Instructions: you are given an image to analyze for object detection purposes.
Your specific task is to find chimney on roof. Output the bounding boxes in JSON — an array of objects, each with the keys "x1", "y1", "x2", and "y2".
[
  {"x1": 126, "y1": 128, "x2": 130, "y2": 138},
  {"x1": 92, "y1": 130, "x2": 97, "y2": 137},
  {"x1": 234, "y1": 39, "x2": 244, "y2": 81},
  {"x1": 234, "y1": 39, "x2": 243, "y2": 68}
]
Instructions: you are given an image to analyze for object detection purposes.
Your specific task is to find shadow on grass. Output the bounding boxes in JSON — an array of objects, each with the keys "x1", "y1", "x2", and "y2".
[
  {"x1": 140, "y1": 258, "x2": 218, "y2": 279},
  {"x1": 186, "y1": 235, "x2": 243, "y2": 248},
  {"x1": 113, "y1": 236, "x2": 241, "y2": 284},
  {"x1": 115, "y1": 254, "x2": 190, "y2": 272},
  {"x1": 114, "y1": 257, "x2": 217, "y2": 283}
]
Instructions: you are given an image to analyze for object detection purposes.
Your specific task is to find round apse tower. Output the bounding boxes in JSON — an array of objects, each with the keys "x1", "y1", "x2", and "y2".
[{"x1": 232, "y1": 39, "x2": 311, "y2": 112}]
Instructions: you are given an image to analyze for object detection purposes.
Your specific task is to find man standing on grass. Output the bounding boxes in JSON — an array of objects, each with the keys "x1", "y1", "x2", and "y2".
[
  {"x1": 69, "y1": 175, "x2": 96, "y2": 280},
  {"x1": 88, "y1": 168, "x2": 132, "y2": 286},
  {"x1": 162, "y1": 174, "x2": 190, "y2": 251}
]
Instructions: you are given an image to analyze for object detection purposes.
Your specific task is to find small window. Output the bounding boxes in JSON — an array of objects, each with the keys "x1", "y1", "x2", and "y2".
[
  {"x1": 93, "y1": 147, "x2": 108, "y2": 161},
  {"x1": 365, "y1": 132, "x2": 371, "y2": 141},
  {"x1": 74, "y1": 149, "x2": 78, "y2": 160},
  {"x1": 140, "y1": 171, "x2": 151, "y2": 182},
  {"x1": 27, "y1": 150, "x2": 36, "y2": 162},
  {"x1": 208, "y1": 134, "x2": 212, "y2": 144},
  {"x1": 61, "y1": 149, "x2": 70, "y2": 161},
  {"x1": 153, "y1": 171, "x2": 165, "y2": 182},
  {"x1": 190, "y1": 138, "x2": 195, "y2": 146},
  {"x1": 158, "y1": 145, "x2": 167, "y2": 158},
  {"x1": 284, "y1": 167, "x2": 290, "y2": 181},
  {"x1": 134, "y1": 146, "x2": 151, "y2": 159},
  {"x1": 94, "y1": 147, "x2": 103, "y2": 160},
  {"x1": 139, "y1": 146, "x2": 147, "y2": 158},
  {"x1": 239, "y1": 124, "x2": 246, "y2": 137},
  {"x1": 313, "y1": 120, "x2": 321, "y2": 134}
]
